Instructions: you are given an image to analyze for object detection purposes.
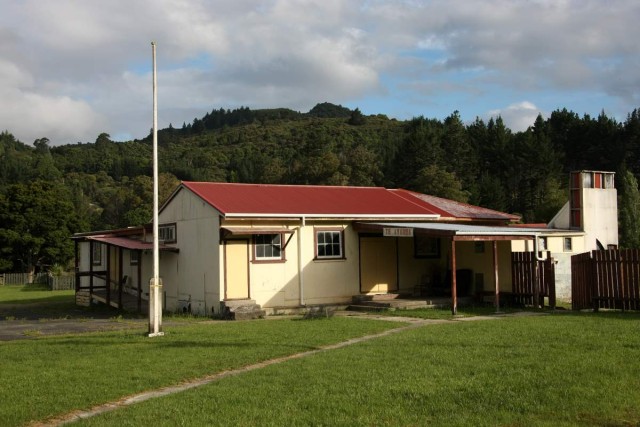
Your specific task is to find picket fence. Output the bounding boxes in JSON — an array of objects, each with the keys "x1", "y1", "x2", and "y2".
[{"x1": 0, "y1": 273, "x2": 75, "y2": 290}]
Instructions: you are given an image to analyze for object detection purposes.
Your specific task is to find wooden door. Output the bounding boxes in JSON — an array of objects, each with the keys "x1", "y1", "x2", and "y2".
[
  {"x1": 225, "y1": 240, "x2": 250, "y2": 299},
  {"x1": 360, "y1": 237, "x2": 398, "y2": 294}
]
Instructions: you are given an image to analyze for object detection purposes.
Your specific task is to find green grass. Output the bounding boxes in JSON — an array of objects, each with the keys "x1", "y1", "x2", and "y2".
[
  {"x1": 74, "y1": 312, "x2": 640, "y2": 427},
  {"x1": 0, "y1": 317, "x2": 399, "y2": 426},
  {"x1": 377, "y1": 304, "x2": 530, "y2": 319},
  {"x1": 0, "y1": 284, "x2": 74, "y2": 304},
  {"x1": 2, "y1": 287, "x2": 639, "y2": 426}
]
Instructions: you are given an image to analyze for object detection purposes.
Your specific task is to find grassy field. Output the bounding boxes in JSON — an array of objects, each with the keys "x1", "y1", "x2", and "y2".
[
  {"x1": 1, "y1": 285, "x2": 639, "y2": 426},
  {"x1": 0, "y1": 284, "x2": 75, "y2": 305},
  {"x1": 0, "y1": 284, "x2": 127, "y2": 320},
  {"x1": 0, "y1": 316, "x2": 399, "y2": 426},
  {"x1": 75, "y1": 312, "x2": 640, "y2": 427}
]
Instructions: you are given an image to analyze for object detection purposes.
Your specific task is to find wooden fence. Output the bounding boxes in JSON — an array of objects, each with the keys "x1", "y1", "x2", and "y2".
[
  {"x1": 0, "y1": 273, "x2": 75, "y2": 290},
  {"x1": 572, "y1": 249, "x2": 640, "y2": 311},
  {"x1": 511, "y1": 252, "x2": 556, "y2": 308}
]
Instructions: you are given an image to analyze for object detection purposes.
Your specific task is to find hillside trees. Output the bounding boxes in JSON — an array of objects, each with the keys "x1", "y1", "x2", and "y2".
[
  {"x1": 618, "y1": 167, "x2": 640, "y2": 248},
  {"x1": 4, "y1": 102, "x2": 640, "y2": 272},
  {"x1": 0, "y1": 181, "x2": 83, "y2": 272}
]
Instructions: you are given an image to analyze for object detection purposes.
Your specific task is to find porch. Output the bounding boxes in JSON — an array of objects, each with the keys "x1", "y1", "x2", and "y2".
[
  {"x1": 355, "y1": 222, "x2": 554, "y2": 314},
  {"x1": 73, "y1": 231, "x2": 177, "y2": 315},
  {"x1": 88, "y1": 288, "x2": 150, "y2": 314}
]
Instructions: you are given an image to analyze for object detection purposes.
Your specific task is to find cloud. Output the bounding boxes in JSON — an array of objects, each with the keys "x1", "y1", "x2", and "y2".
[
  {"x1": 488, "y1": 101, "x2": 544, "y2": 132},
  {"x1": 0, "y1": 0, "x2": 639, "y2": 144}
]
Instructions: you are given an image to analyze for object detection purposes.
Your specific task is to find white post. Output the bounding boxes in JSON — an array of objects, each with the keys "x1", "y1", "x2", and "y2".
[{"x1": 149, "y1": 41, "x2": 164, "y2": 337}]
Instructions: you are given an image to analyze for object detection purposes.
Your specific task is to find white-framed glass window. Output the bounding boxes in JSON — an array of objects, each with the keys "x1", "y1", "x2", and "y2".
[
  {"x1": 564, "y1": 237, "x2": 573, "y2": 252},
  {"x1": 316, "y1": 230, "x2": 344, "y2": 259},
  {"x1": 159, "y1": 223, "x2": 177, "y2": 243},
  {"x1": 254, "y1": 234, "x2": 283, "y2": 261}
]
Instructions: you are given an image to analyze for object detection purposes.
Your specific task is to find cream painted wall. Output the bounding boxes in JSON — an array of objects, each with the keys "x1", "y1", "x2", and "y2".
[
  {"x1": 582, "y1": 187, "x2": 618, "y2": 249},
  {"x1": 512, "y1": 235, "x2": 584, "y2": 254},
  {"x1": 158, "y1": 188, "x2": 220, "y2": 315},
  {"x1": 397, "y1": 237, "x2": 446, "y2": 293},
  {"x1": 301, "y1": 222, "x2": 360, "y2": 305},
  {"x1": 219, "y1": 219, "x2": 361, "y2": 308},
  {"x1": 398, "y1": 237, "x2": 514, "y2": 295},
  {"x1": 449, "y1": 241, "x2": 513, "y2": 293}
]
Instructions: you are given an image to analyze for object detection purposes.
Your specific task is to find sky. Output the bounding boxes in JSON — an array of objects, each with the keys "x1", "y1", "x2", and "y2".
[{"x1": 1, "y1": 0, "x2": 640, "y2": 146}]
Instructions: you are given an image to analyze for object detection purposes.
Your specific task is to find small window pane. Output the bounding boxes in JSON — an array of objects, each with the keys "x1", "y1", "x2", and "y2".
[
  {"x1": 564, "y1": 237, "x2": 572, "y2": 252},
  {"x1": 255, "y1": 234, "x2": 282, "y2": 260},
  {"x1": 316, "y1": 231, "x2": 342, "y2": 259}
]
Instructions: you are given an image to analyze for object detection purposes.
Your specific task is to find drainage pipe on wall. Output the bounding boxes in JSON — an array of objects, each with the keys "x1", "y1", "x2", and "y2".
[
  {"x1": 532, "y1": 233, "x2": 546, "y2": 308},
  {"x1": 298, "y1": 216, "x2": 306, "y2": 306}
]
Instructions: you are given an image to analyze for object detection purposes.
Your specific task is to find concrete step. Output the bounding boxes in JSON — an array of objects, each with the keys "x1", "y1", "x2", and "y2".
[
  {"x1": 221, "y1": 300, "x2": 266, "y2": 320},
  {"x1": 223, "y1": 299, "x2": 258, "y2": 309},
  {"x1": 347, "y1": 305, "x2": 391, "y2": 313},
  {"x1": 352, "y1": 293, "x2": 408, "y2": 303}
]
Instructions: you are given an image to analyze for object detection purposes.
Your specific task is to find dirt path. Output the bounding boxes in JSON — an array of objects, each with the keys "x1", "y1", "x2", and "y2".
[{"x1": 30, "y1": 314, "x2": 519, "y2": 427}]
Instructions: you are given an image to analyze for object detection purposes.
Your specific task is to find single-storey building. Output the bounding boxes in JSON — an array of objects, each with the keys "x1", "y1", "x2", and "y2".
[{"x1": 74, "y1": 181, "x2": 575, "y2": 316}]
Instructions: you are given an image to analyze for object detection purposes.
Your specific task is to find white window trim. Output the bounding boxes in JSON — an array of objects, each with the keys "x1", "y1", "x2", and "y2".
[
  {"x1": 254, "y1": 234, "x2": 284, "y2": 261},
  {"x1": 315, "y1": 229, "x2": 344, "y2": 260},
  {"x1": 159, "y1": 223, "x2": 177, "y2": 243}
]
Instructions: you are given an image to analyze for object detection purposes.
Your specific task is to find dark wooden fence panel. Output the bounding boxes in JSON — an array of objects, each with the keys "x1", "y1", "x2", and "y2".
[
  {"x1": 571, "y1": 249, "x2": 640, "y2": 311},
  {"x1": 511, "y1": 252, "x2": 555, "y2": 307}
]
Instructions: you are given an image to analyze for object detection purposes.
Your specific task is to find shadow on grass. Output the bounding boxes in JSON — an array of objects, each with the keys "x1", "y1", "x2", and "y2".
[
  {"x1": 366, "y1": 302, "x2": 640, "y2": 320},
  {"x1": 0, "y1": 300, "x2": 147, "y2": 321}
]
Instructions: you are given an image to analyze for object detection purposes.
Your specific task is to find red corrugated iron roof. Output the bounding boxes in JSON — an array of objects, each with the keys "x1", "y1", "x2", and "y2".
[
  {"x1": 390, "y1": 189, "x2": 520, "y2": 222},
  {"x1": 180, "y1": 182, "x2": 446, "y2": 217}
]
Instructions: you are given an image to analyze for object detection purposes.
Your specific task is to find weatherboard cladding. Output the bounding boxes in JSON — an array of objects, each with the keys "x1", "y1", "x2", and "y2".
[{"x1": 180, "y1": 182, "x2": 449, "y2": 217}]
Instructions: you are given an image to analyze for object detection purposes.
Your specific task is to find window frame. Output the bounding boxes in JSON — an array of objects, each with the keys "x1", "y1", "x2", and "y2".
[
  {"x1": 563, "y1": 237, "x2": 573, "y2": 252},
  {"x1": 314, "y1": 228, "x2": 345, "y2": 260},
  {"x1": 414, "y1": 235, "x2": 440, "y2": 258},
  {"x1": 159, "y1": 223, "x2": 177, "y2": 244},
  {"x1": 538, "y1": 237, "x2": 547, "y2": 251},
  {"x1": 130, "y1": 250, "x2": 140, "y2": 266},
  {"x1": 91, "y1": 242, "x2": 102, "y2": 266},
  {"x1": 253, "y1": 233, "x2": 286, "y2": 263}
]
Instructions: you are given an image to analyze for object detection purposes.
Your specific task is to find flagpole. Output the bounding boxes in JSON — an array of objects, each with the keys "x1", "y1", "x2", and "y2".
[{"x1": 149, "y1": 41, "x2": 164, "y2": 337}]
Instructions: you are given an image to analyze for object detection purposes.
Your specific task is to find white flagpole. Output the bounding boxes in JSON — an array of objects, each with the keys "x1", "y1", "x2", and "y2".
[{"x1": 149, "y1": 41, "x2": 164, "y2": 337}]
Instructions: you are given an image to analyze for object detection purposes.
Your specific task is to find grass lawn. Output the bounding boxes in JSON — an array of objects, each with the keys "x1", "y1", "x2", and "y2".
[
  {"x1": 0, "y1": 317, "x2": 400, "y2": 426},
  {"x1": 0, "y1": 284, "x2": 128, "y2": 320},
  {"x1": 0, "y1": 284, "x2": 75, "y2": 305},
  {"x1": 74, "y1": 312, "x2": 640, "y2": 427}
]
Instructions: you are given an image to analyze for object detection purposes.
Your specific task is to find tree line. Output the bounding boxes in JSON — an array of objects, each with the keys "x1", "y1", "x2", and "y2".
[{"x1": 2, "y1": 103, "x2": 640, "y2": 273}]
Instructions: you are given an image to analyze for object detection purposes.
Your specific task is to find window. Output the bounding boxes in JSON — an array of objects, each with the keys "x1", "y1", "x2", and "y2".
[
  {"x1": 474, "y1": 241, "x2": 485, "y2": 253},
  {"x1": 159, "y1": 224, "x2": 176, "y2": 243},
  {"x1": 254, "y1": 234, "x2": 283, "y2": 261},
  {"x1": 91, "y1": 243, "x2": 102, "y2": 265},
  {"x1": 538, "y1": 237, "x2": 547, "y2": 251},
  {"x1": 564, "y1": 237, "x2": 572, "y2": 252},
  {"x1": 130, "y1": 250, "x2": 140, "y2": 265},
  {"x1": 414, "y1": 235, "x2": 440, "y2": 258},
  {"x1": 315, "y1": 230, "x2": 344, "y2": 259}
]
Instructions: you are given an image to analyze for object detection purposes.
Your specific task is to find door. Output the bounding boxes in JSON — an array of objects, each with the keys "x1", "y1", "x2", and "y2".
[
  {"x1": 360, "y1": 237, "x2": 398, "y2": 294},
  {"x1": 225, "y1": 239, "x2": 250, "y2": 299}
]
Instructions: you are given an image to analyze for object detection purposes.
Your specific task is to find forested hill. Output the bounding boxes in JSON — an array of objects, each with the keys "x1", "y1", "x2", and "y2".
[{"x1": 2, "y1": 102, "x2": 640, "y2": 272}]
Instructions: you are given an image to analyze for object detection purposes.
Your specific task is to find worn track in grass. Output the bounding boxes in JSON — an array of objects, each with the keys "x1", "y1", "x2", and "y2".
[{"x1": 30, "y1": 313, "x2": 541, "y2": 427}]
